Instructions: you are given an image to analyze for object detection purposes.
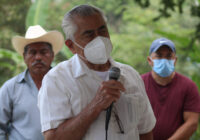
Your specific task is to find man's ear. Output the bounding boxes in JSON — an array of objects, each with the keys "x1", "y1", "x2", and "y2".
[
  {"x1": 50, "y1": 52, "x2": 54, "y2": 62},
  {"x1": 174, "y1": 56, "x2": 178, "y2": 66},
  {"x1": 147, "y1": 56, "x2": 153, "y2": 67},
  {"x1": 23, "y1": 52, "x2": 28, "y2": 65},
  {"x1": 65, "y1": 40, "x2": 76, "y2": 54},
  {"x1": 23, "y1": 53, "x2": 25, "y2": 59}
]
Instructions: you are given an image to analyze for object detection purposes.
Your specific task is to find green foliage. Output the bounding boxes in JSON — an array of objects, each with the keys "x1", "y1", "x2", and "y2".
[
  {"x1": 0, "y1": 48, "x2": 25, "y2": 85},
  {"x1": 1, "y1": 0, "x2": 200, "y2": 138},
  {"x1": 26, "y1": 0, "x2": 51, "y2": 28},
  {"x1": 0, "y1": 0, "x2": 31, "y2": 86},
  {"x1": 0, "y1": 49, "x2": 25, "y2": 71},
  {"x1": 0, "y1": 0, "x2": 200, "y2": 139},
  {"x1": 0, "y1": 0, "x2": 199, "y2": 87},
  {"x1": 0, "y1": 0, "x2": 30, "y2": 34}
]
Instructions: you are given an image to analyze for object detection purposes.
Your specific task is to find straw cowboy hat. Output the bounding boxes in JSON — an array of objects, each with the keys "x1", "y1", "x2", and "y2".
[{"x1": 12, "y1": 25, "x2": 64, "y2": 56}]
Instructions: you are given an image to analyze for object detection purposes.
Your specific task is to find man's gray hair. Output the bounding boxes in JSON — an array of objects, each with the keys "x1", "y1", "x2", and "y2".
[{"x1": 61, "y1": 4, "x2": 107, "y2": 40}]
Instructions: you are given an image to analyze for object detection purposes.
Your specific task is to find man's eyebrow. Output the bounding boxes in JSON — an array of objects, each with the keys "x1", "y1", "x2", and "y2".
[
  {"x1": 41, "y1": 48, "x2": 49, "y2": 51},
  {"x1": 98, "y1": 25, "x2": 107, "y2": 30},
  {"x1": 81, "y1": 25, "x2": 107, "y2": 36}
]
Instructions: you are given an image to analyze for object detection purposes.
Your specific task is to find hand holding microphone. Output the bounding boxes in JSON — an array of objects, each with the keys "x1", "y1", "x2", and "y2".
[
  {"x1": 89, "y1": 67, "x2": 124, "y2": 140},
  {"x1": 93, "y1": 67, "x2": 124, "y2": 111}
]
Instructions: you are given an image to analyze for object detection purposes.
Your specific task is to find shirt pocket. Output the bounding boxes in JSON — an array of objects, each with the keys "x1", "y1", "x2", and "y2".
[{"x1": 114, "y1": 93, "x2": 140, "y2": 134}]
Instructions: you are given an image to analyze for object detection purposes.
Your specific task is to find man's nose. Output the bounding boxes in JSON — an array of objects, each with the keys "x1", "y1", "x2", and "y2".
[{"x1": 35, "y1": 53, "x2": 42, "y2": 60}]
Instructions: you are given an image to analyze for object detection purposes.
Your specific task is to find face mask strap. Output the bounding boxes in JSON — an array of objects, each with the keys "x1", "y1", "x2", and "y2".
[
  {"x1": 77, "y1": 54, "x2": 88, "y2": 62},
  {"x1": 72, "y1": 40, "x2": 84, "y2": 50},
  {"x1": 71, "y1": 40, "x2": 88, "y2": 61}
]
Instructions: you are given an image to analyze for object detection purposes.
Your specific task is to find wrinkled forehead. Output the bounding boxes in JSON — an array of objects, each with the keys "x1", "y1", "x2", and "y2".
[{"x1": 73, "y1": 13, "x2": 108, "y2": 40}]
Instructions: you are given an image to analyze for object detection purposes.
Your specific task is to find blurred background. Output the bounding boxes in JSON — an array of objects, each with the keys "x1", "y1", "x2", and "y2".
[{"x1": 0, "y1": 0, "x2": 200, "y2": 139}]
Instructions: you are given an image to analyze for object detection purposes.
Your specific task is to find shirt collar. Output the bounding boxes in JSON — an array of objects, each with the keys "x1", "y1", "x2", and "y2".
[
  {"x1": 16, "y1": 69, "x2": 29, "y2": 83},
  {"x1": 71, "y1": 54, "x2": 125, "y2": 82},
  {"x1": 71, "y1": 54, "x2": 90, "y2": 78}
]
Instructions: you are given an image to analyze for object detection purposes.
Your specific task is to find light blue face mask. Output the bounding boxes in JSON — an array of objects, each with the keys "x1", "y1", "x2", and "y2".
[{"x1": 152, "y1": 59, "x2": 175, "y2": 77}]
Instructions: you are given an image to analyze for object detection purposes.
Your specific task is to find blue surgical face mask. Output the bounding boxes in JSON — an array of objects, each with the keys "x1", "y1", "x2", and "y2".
[{"x1": 151, "y1": 58, "x2": 175, "y2": 77}]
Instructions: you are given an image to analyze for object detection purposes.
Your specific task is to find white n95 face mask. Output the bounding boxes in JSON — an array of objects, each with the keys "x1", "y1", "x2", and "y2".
[{"x1": 73, "y1": 36, "x2": 113, "y2": 64}]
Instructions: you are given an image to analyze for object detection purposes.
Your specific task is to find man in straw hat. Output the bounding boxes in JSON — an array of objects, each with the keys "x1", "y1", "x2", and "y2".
[
  {"x1": 0, "y1": 25, "x2": 64, "y2": 140},
  {"x1": 38, "y1": 4, "x2": 156, "y2": 140}
]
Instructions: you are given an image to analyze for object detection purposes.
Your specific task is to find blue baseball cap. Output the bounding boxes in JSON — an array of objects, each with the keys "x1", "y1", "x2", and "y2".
[{"x1": 149, "y1": 37, "x2": 176, "y2": 55}]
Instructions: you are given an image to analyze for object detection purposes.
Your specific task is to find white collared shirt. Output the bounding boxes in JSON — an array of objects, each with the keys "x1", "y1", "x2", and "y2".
[{"x1": 38, "y1": 54, "x2": 156, "y2": 140}]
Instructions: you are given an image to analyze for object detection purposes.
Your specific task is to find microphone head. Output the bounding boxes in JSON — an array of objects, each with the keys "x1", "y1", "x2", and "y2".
[{"x1": 109, "y1": 67, "x2": 120, "y2": 80}]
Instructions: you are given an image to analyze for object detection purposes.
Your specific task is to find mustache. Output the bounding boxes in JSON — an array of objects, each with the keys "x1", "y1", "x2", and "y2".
[{"x1": 32, "y1": 61, "x2": 46, "y2": 67}]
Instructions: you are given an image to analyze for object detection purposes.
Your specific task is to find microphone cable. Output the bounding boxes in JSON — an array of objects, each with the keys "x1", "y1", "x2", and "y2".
[{"x1": 105, "y1": 103, "x2": 113, "y2": 140}]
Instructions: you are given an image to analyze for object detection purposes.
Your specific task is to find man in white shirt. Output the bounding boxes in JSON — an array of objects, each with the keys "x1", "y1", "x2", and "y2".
[{"x1": 38, "y1": 4, "x2": 156, "y2": 140}]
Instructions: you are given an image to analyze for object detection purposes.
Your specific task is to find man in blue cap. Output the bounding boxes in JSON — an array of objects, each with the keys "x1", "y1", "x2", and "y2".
[{"x1": 142, "y1": 37, "x2": 200, "y2": 140}]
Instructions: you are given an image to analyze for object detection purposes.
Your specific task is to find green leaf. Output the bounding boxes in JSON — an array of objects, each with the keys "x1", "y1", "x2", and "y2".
[
  {"x1": 26, "y1": 0, "x2": 51, "y2": 29},
  {"x1": 0, "y1": 48, "x2": 25, "y2": 67},
  {"x1": 61, "y1": 46, "x2": 73, "y2": 59}
]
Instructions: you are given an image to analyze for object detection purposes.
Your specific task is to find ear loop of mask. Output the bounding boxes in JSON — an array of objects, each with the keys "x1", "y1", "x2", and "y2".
[
  {"x1": 149, "y1": 57, "x2": 154, "y2": 67},
  {"x1": 72, "y1": 41, "x2": 88, "y2": 61}
]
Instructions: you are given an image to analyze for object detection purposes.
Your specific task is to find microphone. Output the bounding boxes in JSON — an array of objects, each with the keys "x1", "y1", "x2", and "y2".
[{"x1": 105, "y1": 67, "x2": 120, "y2": 138}]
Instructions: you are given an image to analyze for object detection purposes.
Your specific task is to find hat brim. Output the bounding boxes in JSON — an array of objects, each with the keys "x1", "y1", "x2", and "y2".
[
  {"x1": 12, "y1": 31, "x2": 64, "y2": 56},
  {"x1": 154, "y1": 43, "x2": 175, "y2": 53}
]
